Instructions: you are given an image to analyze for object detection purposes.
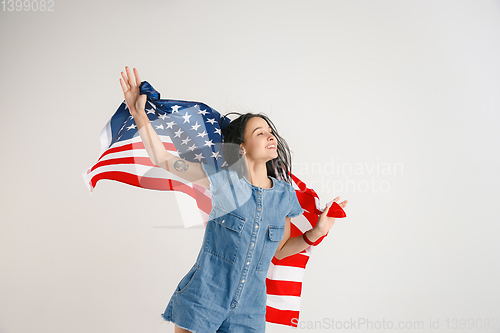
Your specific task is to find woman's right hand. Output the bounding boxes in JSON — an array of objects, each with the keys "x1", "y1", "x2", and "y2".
[{"x1": 119, "y1": 66, "x2": 147, "y2": 117}]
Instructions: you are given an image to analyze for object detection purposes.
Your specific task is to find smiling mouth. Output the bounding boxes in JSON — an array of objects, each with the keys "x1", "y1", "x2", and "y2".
[{"x1": 265, "y1": 144, "x2": 276, "y2": 149}]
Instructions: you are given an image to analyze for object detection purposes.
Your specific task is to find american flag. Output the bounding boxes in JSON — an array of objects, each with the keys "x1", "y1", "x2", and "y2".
[{"x1": 83, "y1": 81, "x2": 334, "y2": 327}]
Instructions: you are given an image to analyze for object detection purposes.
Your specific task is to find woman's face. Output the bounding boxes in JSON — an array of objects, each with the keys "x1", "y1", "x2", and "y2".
[{"x1": 240, "y1": 116, "x2": 278, "y2": 162}]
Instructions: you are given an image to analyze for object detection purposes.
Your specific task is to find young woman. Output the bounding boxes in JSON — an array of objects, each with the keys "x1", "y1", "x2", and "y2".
[{"x1": 120, "y1": 66, "x2": 348, "y2": 332}]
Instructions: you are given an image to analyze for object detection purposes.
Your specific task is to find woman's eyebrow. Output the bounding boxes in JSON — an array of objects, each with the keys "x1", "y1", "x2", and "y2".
[{"x1": 251, "y1": 126, "x2": 272, "y2": 134}]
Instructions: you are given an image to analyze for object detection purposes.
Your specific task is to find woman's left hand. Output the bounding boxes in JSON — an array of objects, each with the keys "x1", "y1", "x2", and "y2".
[{"x1": 314, "y1": 197, "x2": 348, "y2": 236}]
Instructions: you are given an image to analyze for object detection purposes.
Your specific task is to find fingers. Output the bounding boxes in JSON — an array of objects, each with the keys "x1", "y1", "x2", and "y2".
[
  {"x1": 133, "y1": 68, "x2": 142, "y2": 86},
  {"x1": 126, "y1": 66, "x2": 136, "y2": 87},
  {"x1": 120, "y1": 71, "x2": 130, "y2": 91},
  {"x1": 120, "y1": 66, "x2": 140, "y2": 91},
  {"x1": 119, "y1": 78, "x2": 127, "y2": 93},
  {"x1": 321, "y1": 200, "x2": 333, "y2": 215}
]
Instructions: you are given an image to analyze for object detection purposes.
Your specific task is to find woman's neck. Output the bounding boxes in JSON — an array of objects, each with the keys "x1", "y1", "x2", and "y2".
[{"x1": 243, "y1": 158, "x2": 272, "y2": 188}]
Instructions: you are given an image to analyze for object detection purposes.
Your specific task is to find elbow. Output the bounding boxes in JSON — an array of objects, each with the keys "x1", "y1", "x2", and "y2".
[
  {"x1": 150, "y1": 155, "x2": 167, "y2": 169},
  {"x1": 149, "y1": 159, "x2": 160, "y2": 168},
  {"x1": 151, "y1": 158, "x2": 161, "y2": 167}
]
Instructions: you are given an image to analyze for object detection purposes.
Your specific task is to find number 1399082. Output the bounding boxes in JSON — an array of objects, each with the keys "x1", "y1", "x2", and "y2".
[{"x1": 2, "y1": 0, "x2": 55, "y2": 11}]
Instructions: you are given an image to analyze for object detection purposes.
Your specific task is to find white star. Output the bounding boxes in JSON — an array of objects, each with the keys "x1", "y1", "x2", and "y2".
[
  {"x1": 204, "y1": 139, "x2": 215, "y2": 148},
  {"x1": 159, "y1": 113, "x2": 168, "y2": 120},
  {"x1": 198, "y1": 107, "x2": 208, "y2": 116},
  {"x1": 165, "y1": 121, "x2": 175, "y2": 129},
  {"x1": 197, "y1": 130, "x2": 208, "y2": 138},
  {"x1": 156, "y1": 124, "x2": 164, "y2": 130},
  {"x1": 191, "y1": 121, "x2": 201, "y2": 131},
  {"x1": 194, "y1": 153, "x2": 205, "y2": 162},
  {"x1": 214, "y1": 128, "x2": 221, "y2": 135},
  {"x1": 146, "y1": 108, "x2": 156, "y2": 114},
  {"x1": 206, "y1": 118, "x2": 216, "y2": 125},
  {"x1": 181, "y1": 136, "x2": 191, "y2": 145},
  {"x1": 188, "y1": 143, "x2": 198, "y2": 151},
  {"x1": 174, "y1": 128, "x2": 184, "y2": 138},
  {"x1": 127, "y1": 124, "x2": 137, "y2": 130},
  {"x1": 182, "y1": 112, "x2": 192, "y2": 124},
  {"x1": 211, "y1": 150, "x2": 221, "y2": 159},
  {"x1": 171, "y1": 105, "x2": 181, "y2": 113}
]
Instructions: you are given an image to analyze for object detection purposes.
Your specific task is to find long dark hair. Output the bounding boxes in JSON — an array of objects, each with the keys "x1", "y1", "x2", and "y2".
[{"x1": 219, "y1": 112, "x2": 293, "y2": 185}]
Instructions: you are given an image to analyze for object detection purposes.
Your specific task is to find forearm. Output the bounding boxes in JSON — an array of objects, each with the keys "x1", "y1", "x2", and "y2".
[
  {"x1": 275, "y1": 228, "x2": 324, "y2": 260},
  {"x1": 134, "y1": 111, "x2": 171, "y2": 167}
]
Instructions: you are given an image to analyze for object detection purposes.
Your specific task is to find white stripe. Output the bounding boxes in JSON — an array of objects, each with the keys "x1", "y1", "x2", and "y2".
[
  {"x1": 267, "y1": 295, "x2": 301, "y2": 311},
  {"x1": 96, "y1": 149, "x2": 151, "y2": 161},
  {"x1": 266, "y1": 294, "x2": 302, "y2": 311},
  {"x1": 82, "y1": 167, "x2": 93, "y2": 194},
  {"x1": 291, "y1": 180, "x2": 301, "y2": 191},
  {"x1": 97, "y1": 146, "x2": 180, "y2": 163},
  {"x1": 175, "y1": 192, "x2": 209, "y2": 228},
  {"x1": 290, "y1": 214, "x2": 320, "y2": 250},
  {"x1": 87, "y1": 163, "x2": 196, "y2": 187},
  {"x1": 315, "y1": 196, "x2": 322, "y2": 210},
  {"x1": 99, "y1": 120, "x2": 112, "y2": 154},
  {"x1": 101, "y1": 134, "x2": 174, "y2": 150},
  {"x1": 267, "y1": 262, "x2": 306, "y2": 282},
  {"x1": 291, "y1": 214, "x2": 313, "y2": 233}
]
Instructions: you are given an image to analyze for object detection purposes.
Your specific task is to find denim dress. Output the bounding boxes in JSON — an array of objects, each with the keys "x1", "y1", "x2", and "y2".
[{"x1": 161, "y1": 162, "x2": 304, "y2": 333}]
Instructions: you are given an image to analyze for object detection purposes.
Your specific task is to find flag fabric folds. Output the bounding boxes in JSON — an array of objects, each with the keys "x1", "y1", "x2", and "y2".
[{"x1": 83, "y1": 81, "x2": 334, "y2": 327}]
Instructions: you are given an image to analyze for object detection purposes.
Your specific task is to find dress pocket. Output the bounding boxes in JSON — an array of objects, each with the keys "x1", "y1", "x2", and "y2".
[
  {"x1": 256, "y1": 225, "x2": 285, "y2": 271},
  {"x1": 174, "y1": 265, "x2": 200, "y2": 295},
  {"x1": 203, "y1": 205, "x2": 247, "y2": 264}
]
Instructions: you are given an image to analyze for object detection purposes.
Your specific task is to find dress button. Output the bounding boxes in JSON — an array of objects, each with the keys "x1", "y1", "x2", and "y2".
[
  {"x1": 241, "y1": 279, "x2": 245, "y2": 283},
  {"x1": 222, "y1": 220, "x2": 225, "y2": 223},
  {"x1": 257, "y1": 207, "x2": 261, "y2": 210},
  {"x1": 251, "y1": 243, "x2": 254, "y2": 247},
  {"x1": 255, "y1": 225, "x2": 259, "y2": 229},
  {"x1": 259, "y1": 191, "x2": 262, "y2": 194},
  {"x1": 247, "y1": 261, "x2": 250, "y2": 265}
]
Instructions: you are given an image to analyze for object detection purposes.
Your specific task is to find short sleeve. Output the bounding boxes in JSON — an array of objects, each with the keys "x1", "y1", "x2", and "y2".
[
  {"x1": 200, "y1": 162, "x2": 227, "y2": 194},
  {"x1": 286, "y1": 184, "x2": 304, "y2": 218}
]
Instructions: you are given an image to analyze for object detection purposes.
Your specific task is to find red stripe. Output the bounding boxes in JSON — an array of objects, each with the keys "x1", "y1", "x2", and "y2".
[
  {"x1": 90, "y1": 156, "x2": 156, "y2": 173},
  {"x1": 266, "y1": 279, "x2": 302, "y2": 296},
  {"x1": 97, "y1": 141, "x2": 175, "y2": 162},
  {"x1": 289, "y1": 221, "x2": 305, "y2": 238},
  {"x1": 265, "y1": 306, "x2": 300, "y2": 327},
  {"x1": 89, "y1": 171, "x2": 212, "y2": 215},
  {"x1": 272, "y1": 253, "x2": 309, "y2": 268}
]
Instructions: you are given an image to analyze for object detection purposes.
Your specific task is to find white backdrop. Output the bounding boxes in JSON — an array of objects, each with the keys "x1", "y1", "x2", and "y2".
[{"x1": 1, "y1": 1, "x2": 499, "y2": 332}]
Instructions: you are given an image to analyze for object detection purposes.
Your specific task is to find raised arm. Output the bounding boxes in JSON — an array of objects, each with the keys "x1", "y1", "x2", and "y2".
[{"x1": 119, "y1": 66, "x2": 210, "y2": 190}]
